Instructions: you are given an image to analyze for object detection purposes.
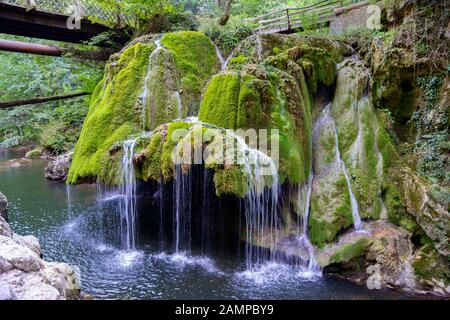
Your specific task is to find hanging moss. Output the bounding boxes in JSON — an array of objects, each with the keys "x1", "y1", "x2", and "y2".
[
  {"x1": 67, "y1": 43, "x2": 153, "y2": 184},
  {"x1": 198, "y1": 73, "x2": 241, "y2": 128},
  {"x1": 161, "y1": 31, "x2": 219, "y2": 108},
  {"x1": 213, "y1": 166, "x2": 248, "y2": 197}
]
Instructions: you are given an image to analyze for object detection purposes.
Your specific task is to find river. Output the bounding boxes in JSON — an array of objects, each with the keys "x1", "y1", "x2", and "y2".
[{"x1": 0, "y1": 149, "x2": 412, "y2": 300}]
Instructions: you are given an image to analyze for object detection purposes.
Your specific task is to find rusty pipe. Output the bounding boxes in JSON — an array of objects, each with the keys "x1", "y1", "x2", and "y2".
[{"x1": 0, "y1": 39, "x2": 62, "y2": 56}]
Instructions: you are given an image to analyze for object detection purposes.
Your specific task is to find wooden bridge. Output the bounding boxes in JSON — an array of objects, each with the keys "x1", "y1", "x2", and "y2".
[
  {"x1": 251, "y1": 0, "x2": 370, "y2": 34},
  {"x1": 0, "y1": 0, "x2": 128, "y2": 44}
]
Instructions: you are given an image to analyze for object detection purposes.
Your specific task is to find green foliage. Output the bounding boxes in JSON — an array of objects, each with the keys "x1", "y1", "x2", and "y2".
[
  {"x1": 198, "y1": 18, "x2": 253, "y2": 51},
  {"x1": 25, "y1": 147, "x2": 43, "y2": 159},
  {"x1": 0, "y1": 35, "x2": 103, "y2": 153},
  {"x1": 96, "y1": 0, "x2": 177, "y2": 28}
]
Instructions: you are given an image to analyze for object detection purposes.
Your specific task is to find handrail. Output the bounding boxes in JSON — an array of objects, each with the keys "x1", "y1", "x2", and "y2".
[{"x1": 253, "y1": 0, "x2": 366, "y2": 34}]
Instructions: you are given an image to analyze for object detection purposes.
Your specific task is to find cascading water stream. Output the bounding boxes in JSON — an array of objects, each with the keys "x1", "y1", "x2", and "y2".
[
  {"x1": 139, "y1": 39, "x2": 163, "y2": 130},
  {"x1": 213, "y1": 43, "x2": 233, "y2": 71},
  {"x1": 119, "y1": 139, "x2": 138, "y2": 250},
  {"x1": 66, "y1": 184, "x2": 72, "y2": 219},
  {"x1": 175, "y1": 91, "x2": 183, "y2": 119},
  {"x1": 228, "y1": 132, "x2": 280, "y2": 269},
  {"x1": 324, "y1": 104, "x2": 363, "y2": 231}
]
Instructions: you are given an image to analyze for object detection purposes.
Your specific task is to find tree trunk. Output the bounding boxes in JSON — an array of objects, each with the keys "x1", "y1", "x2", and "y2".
[
  {"x1": 218, "y1": 0, "x2": 233, "y2": 26},
  {"x1": 0, "y1": 92, "x2": 91, "y2": 109}
]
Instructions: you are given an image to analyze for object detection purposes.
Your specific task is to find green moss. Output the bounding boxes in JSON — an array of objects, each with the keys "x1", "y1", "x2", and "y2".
[
  {"x1": 229, "y1": 55, "x2": 248, "y2": 67},
  {"x1": 137, "y1": 122, "x2": 193, "y2": 183},
  {"x1": 25, "y1": 148, "x2": 42, "y2": 159},
  {"x1": 67, "y1": 43, "x2": 152, "y2": 184},
  {"x1": 329, "y1": 237, "x2": 372, "y2": 264},
  {"x1": 412, "y1": 244, "x2": 450, "y2": 285},
  {"x1": 161, "y1": 31, "x2": 218, "y2": 97},
  {"x1": 213, "y1": 166, "x2": 248, "y2": 197},
  {"x1": 309, "y1": 174, "x2": 354, "y2": 247},
  {"x1": 198, "y1": 73, "x2": 241, "y2": 128},
  {"x1": 236, "y1": 74, "x2": 267, "y2": 129}
]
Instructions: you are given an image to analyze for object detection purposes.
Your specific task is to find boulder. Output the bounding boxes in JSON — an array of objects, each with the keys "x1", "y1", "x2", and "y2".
[
  {"x1": 317, "y1": 221, "x2": 449, "y2": 296},
  {"x1": 0, "y1": 192, "x2": 8, "y2": 221},
  {"x1": 45, "y1": 151, "x2": 73, "y2": 181},
  {"x1": 396, "y1": 167, "x2": 450, "y2": 257},
  {"x1": 0, "y1": 215, "x2": 80, "y2": 300}
]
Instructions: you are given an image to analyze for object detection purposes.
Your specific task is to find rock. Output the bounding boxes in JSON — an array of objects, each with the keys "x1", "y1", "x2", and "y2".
[
  {"x1": 45, "y1": 151, "x2": 73, "y2": 181},
  {"x1": 0, "y1": 192, "x2": 8, "y2": 221},
  {"x1": 25, "y1": 147, "x2": 43, "y2": 159},
  {"x1": 0, "y1": 214, "x2": 80, "y2": 300},
  {"x1": 395, "y1": 167, "x2": 450, "y2": 257},
  {"x1": 0, "y1": 281, "x2": 16, "y2": 300},
  {"x1": 12, "y1": 234, "x2": 41, "y2": 256},
  {"x1": 411, "y1": 244, "x2": 450, "y2": 296},
  {"x1": 0, "y1": 217, "x2": 12, "y2": 238},
  {"x1": 317, "y1": 221, "x2": 449, "y2": 296},
  {"x1": 0, "y1": 235, "x2": 42, "y2": 272}
]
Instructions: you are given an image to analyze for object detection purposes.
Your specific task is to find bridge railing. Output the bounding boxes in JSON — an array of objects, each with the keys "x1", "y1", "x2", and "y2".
[
  {"x1": 251, "y1": 0, "x2": 367, "y2": 34},
  {"x1": 1, "y1": 0, "x2": 128, "y2": 26}
]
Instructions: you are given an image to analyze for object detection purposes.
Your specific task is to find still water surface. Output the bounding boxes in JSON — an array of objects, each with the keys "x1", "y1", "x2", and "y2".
[{"x1": 0, "y1": 150, "x2": 412, "y2": 299}]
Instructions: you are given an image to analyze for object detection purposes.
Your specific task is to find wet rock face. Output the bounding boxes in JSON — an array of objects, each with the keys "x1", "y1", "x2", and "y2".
[
  {"x1": 0, "y1": 216, "x2": 80, "y2": 300},
  {"x1": 317, "y1": 221, "x2": 450, "y2": 296},
  {"x1": 45, "y1": 151, "x2": 73, "y2": 181},
  {"x1": 0, "y1": 192, "x2": 8, "y2": 221}
]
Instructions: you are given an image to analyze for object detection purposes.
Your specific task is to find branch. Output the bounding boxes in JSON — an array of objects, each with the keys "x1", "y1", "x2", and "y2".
[{"x1": 0, "y1": 92, "x2": 92, "y2": 109}]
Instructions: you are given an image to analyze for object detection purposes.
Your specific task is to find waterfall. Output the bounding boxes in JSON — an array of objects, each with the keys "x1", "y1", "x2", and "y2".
[
  {"x1": 66, "y1": 184, "x2": 73, "y2": 219},
  {"x1": 173, "y1": 164, "x2": 192, "y2": 253},
  {"x1": 138, "y1": 39, "x2": 163, "y2": 130},
  {"x1": 374, "y1": 107, "x2": 388, "y2": 220},
  {"x1": 323, "y1": 104, "x2": 363, "y2": 231},
  {"x1": 175, "y1": 91, "x2": 183, "y2": 119},
  {"x1": 120, "y1": 139, "x2": 138, "y2": 250},
  {"x1": 296, "y1": 172, "x2": 320, "y2": 272},
  {"x1": 228, "y1": 131, "x2": 280, "y2": 269},
  {"x1": 213, "y1": 43, "x2": 233, "y2": 71}
]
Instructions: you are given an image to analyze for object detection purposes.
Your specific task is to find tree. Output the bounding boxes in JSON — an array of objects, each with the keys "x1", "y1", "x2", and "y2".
[{"x1": 218, "y1": 0, "x2": 233, "y2": 26}]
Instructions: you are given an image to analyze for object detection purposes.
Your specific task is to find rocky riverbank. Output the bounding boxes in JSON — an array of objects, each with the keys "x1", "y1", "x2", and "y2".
[{"x1": 0, "y1": 193, "x2": 80, "y2": 300}]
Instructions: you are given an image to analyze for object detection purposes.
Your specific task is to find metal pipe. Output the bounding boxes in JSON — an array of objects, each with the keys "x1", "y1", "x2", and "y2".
[{"x1": 0, "y1": 39, "x2": 62, "y2": 56}]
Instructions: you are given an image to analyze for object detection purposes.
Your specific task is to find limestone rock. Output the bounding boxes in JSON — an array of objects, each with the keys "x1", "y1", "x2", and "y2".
[
  {"x1": 317, "y1": 221, "x2": 449, "y2": 296},
  {"x1": 0, "y1": 214, "x2": 80, "y2": 300},
  {"x1": 0, "y1": 235, "x2": 42, "y2": 272},
  {"x1": 45, "y1": 151, "x2": 73, "y2": 181},
  {"x1": 0, "y1": 192, "x2": 8, "y2": 221},
  {"x1": 0, "y1": 217, "x2": 12, "y2": 238},
  {"x1": 396, "y1": 167, "x2": 450, "y2": 257}
]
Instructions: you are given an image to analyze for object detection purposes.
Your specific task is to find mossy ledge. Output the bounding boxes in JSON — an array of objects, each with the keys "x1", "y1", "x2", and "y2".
[{"x1": 68, "y1": 32, "x2": 219, "y2": 185}]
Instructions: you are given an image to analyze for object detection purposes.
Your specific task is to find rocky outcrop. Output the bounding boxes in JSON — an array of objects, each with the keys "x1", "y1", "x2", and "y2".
[
  {"x1": 0, "y1": 192, "x2": 8, "y2": 221},
  {"x1": 394, "y1": 167, "x2": 450, "y2": 257},
  {"x1": 0, "y1": 216, "x2": 80, "y2": 300},
  {"x1": 67, "y1": 31, "x2": 220, "y2": 185},
  {"x1": 317, "y1": 221, "x2": 450, "y2": 296},
  {"x1": 45, "y1": 151, "x2": 73, "y2": 181}
]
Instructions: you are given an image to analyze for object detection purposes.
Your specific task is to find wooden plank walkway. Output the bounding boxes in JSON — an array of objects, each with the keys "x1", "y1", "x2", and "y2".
[{"x1": 251, "y1": 0, "x2": 368, "y2": 34}]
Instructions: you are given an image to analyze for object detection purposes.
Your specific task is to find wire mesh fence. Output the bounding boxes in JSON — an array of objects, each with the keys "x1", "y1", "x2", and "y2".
[{"x1": 1, "y1": 0, "x2": 126, "y2": 25}]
